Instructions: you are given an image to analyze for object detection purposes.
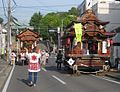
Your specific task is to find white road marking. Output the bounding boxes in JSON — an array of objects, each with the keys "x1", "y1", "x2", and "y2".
[
  {"x1": 91, "y1": 75, "x2": 120, "y2": 85},
  {"x1": 52, "y1": 75, "x2": 66, "y2": 85},
  {"x1": 42, "y1": 67, "x2": 47, "y2": 72},
  {"x1": 2, "y1": 65, "x2": 15, "y2": 92}
]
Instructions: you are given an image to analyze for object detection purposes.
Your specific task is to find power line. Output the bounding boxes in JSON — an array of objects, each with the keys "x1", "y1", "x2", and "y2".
[
  {"x1": 11, "y1": 0, "x2": 17, "y2": 10},
  {"x1": 1, "y1": 0, "x2": 7, "y2": 18},
  {"x1": 0, "y1": 2, "x2": 78, "y2": 13},
  {"x1": 17, "y1": 4, "x2": 78, "y2": 8},
  {"x1": 0, "y1": 4, "x2": 78, "y2": 8},
  {"x1": 12, "y1": 0, "x2": 17, "y2": 6},
  {"x1": 1, "y1": 0, "x2": 17, "y2": 18}
]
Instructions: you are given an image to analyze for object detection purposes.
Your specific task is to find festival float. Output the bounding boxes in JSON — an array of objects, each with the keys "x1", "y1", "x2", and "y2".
[
  {"x1": 17, "y1": 28, "x2": 40, "y2": 52},
  {"x1": 62, "y1": 9, "x2": 116, "y2": 73},
  {"x1": 16, "y1": 28, "x2": 40, "y2": 64}
]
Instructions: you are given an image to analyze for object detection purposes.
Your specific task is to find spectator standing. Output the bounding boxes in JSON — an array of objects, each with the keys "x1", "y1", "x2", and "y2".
[
  {"x1": 20, "y1": 50, "x2": 26, "y2": 65},
  {"x1": 10, "y1": 50, "x2": 16, "y2": 65},
  {"x1": 41, "y1": 50, "x2": 47, "y2": 67},
  {"x1": 56, "y1": 50, "x2": 63, "y2": 70}
]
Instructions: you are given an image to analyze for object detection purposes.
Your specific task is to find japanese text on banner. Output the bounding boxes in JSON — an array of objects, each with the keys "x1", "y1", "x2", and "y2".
[{"x1": 74, "y1": 23, "x2": 82, "y2": 42}]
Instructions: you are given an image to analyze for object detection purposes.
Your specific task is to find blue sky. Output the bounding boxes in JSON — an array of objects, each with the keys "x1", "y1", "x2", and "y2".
[{"x1": 0, "y1": 0, "x2": 83, "y2": 24}]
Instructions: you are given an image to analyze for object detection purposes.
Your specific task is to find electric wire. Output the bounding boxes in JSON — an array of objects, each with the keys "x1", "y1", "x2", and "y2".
[
  {"x1": 1, "y1": 0, "x2": 7, "y2": 18},
  {"x1": 0, "y1": 1, "x2": 78, "y2": 13},
  {"x1": 0, "y1": 3, "x2": 78, "y2": 8},
  {"x1": 16, "y1": 4, "x2": 78, "y2": 8},
  {"x1": 11, "y1": 0, "x2": 17, "y2": 11}
]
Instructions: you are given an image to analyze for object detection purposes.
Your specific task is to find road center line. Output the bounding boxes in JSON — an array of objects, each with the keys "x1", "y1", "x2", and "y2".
[
  {"x1": 2, "y1": 65, "x2": 15, "y2": 92},
  {"x1": 91, "y1": 75, "x2": 120, "y2": 85},
  {"x1": 52, "y1": 75, "x2": 66, "y2": 85}
]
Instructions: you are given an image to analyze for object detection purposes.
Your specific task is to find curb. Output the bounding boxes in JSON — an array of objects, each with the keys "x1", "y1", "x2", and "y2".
[{"x1": 105, "y1": 73, "x2": 120, "y2": 80}]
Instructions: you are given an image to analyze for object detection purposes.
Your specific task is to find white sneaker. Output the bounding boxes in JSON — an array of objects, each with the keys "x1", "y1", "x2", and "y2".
[{"x1": 33, "y1": 84, "x2": 36, "y2": 87}]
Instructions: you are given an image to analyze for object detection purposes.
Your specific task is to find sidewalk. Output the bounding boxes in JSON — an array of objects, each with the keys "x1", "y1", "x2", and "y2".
[
  {"x1": 0, "y1": 58, "x2": 12, "y2": 91},
  {"x1": 105, "y1": 69, "x2": 120, "y2": 80}
]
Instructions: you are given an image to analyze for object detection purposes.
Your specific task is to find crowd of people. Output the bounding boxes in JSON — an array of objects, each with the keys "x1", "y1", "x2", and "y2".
[
  {"x1": 10, "y1": 47, "x2": 50, "y2": 87},
  {"x1": 10, "y1": 46, "x2": 65, "y2": 87},
  {"x1": 10, "y1": 48, "x2": 49, "y2": 66}
]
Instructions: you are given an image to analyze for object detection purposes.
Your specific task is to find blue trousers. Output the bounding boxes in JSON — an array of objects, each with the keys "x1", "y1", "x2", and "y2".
[{"x1": 28, "y1": 72, "x2": 38, "y2": 84}]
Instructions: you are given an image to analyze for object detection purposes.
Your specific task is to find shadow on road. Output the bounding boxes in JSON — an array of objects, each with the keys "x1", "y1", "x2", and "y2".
[
  {"x1": 17, "y1": 78, "x2": 29, "y2": 86},
  {"x1": 45, "y1": 65, "x2": 73, "y2": 75}
]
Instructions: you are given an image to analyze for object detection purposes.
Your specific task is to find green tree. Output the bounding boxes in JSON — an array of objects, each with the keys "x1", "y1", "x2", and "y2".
[
  {"x1": 40, "y1": 13, "x2": 61, "y2": 41},
  {"x1": 68, "y1": 7, "x2": 80, "y2": 16},
  {"x1": 29, "y1": 7, "x2": 80, "y2": 42},
  {"x1": 29, "y1": 12, "x2": 42, "y2": 32},
  {"x1": 0, "y1": 17, "x2": 3, "y2": 24},
  {"x1": 41, "y1": 13, "x2": 61, "y2": 28}
]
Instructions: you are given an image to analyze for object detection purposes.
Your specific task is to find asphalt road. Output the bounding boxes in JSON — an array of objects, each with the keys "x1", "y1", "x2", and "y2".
[{"x1": 2, "y1": 55, "x2": 120, "y2": 92}]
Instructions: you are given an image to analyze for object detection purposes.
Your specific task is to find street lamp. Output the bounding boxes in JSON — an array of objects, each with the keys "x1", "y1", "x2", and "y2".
[{"x1": 57, "y1": 27, "x2": 61, "y2": 50}]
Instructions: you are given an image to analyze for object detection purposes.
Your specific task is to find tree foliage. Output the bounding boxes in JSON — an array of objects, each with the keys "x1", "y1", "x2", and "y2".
[
  {"x1": 41, "y1": 13, "x2": 61, "y2": 29},
  {"x1": 29, "y1": 7, "x2": 80, "y2": 42},
  {"x1": 29, "y1": 12, "x2": 42, "y2": 31},
  {"x1": 68, "y1": 7, "x2": 80, "y2": 16}
]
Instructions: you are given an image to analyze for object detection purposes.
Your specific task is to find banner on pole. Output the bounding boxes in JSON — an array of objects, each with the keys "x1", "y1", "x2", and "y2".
[{"x1": 74, "y1": 23, "x2": 82, "y2": 42}]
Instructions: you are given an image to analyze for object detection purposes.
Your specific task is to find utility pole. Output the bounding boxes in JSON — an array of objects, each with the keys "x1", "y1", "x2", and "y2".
[
  {"x1": 16, "y1": 28, "x2": 19, "y2": 62},
  {"x1": 0, "y1": 24, "x2": 2, "y2": 56},
  {"x1": 7, "y1": 0, "x2": 11, "y2": 63}
]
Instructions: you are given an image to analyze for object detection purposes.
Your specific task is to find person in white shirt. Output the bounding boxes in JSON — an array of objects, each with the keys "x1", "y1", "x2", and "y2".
[
  {"x1": 26, "y1": 48, "x2": 41, "y2": 86},
  {"x1": 20, "y1": 50, "x2": 26, "y2": 65},
  {"x1": 11, "y1": 50, "x2": 16, "y2": 65},
  {"x1": 41, "y1": 50, "x2": 49, "y2": 67}
]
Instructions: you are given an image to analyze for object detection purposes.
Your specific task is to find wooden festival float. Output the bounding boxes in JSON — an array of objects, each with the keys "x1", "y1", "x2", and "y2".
[
  {"x1": 17, "y1": 28, "x2": 40, "y2": 52},
  {"x1": 62, "y1": 9, "x2": 116, "y2": 73}
]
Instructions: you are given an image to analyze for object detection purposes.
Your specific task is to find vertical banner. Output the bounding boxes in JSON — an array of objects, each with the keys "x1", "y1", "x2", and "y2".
[
  {"x1": 35, "y1": 41, "x2": 37, "y2": 47},
  {"x1": 74, "y1": 23, "x2": 82, "y2": 42},
  {"x1": 1, "y1": 48, "x2": 4, "y2": 54},
  {"x1": 32, "y1": 44, "x2": 34, "y2": 49},
  {"x1": 21, "y1": 42, "x2": 23, "y2": 48},
  {"x1": 102, "y1": 41, "x2": 107, "y2": 53},
  {"x1": 107, "y1": 39, "x2": 110, "y2": 47}
]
